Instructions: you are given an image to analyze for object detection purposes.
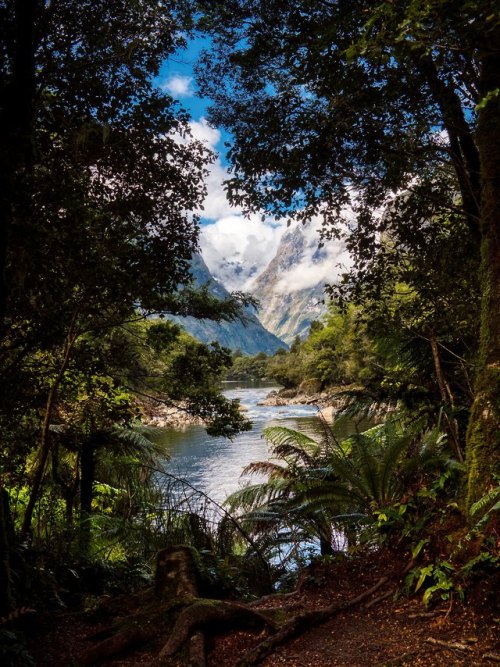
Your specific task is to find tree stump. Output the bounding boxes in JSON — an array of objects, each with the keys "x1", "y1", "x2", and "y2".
[{"x1": 155, "y1": 545, "x2": 200, "y2": 600}]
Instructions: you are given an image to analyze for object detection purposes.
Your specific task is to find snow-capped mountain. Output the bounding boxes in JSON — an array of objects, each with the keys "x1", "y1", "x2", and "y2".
[
  {"x1": 248, "y1": 223, "x2": 349, "y2": 344},
  {"x1": 167, "y1": 254, "x2": 288, "y2": 355}
]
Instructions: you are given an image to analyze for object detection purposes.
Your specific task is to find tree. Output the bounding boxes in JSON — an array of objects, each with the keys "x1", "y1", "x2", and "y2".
[
  {"x1": 0, "y1": 0, "x2": 253, "y2": 580},
  {"x1": 228, "y1": 419, "x2": 450, "y2": 558},
  {"x1": 196, "y1": 0, "x2": 500, "y2": 507}
]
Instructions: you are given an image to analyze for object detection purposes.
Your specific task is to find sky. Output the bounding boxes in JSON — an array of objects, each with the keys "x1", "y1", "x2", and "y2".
[
  {"x1": 155, "y1": 38, "x2": 349, "y2": 293},
  {"x1": 155, "y1": 39, "x2": 289, "y2": 289}
]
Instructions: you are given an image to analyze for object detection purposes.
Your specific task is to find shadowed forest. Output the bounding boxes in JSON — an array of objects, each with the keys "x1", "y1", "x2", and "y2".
[{"x1": 0, "y1": 1, "x2": 498, "y2": 665}]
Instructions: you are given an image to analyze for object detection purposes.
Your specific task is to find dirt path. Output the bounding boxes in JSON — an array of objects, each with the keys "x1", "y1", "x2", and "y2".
[{"x1": 28, "y1": 553, "x2": 499, "y2": 666}]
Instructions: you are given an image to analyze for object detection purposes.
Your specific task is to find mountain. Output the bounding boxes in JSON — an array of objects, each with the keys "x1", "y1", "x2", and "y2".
[
  {"x1": 249, "y1": 224, "x2": 348, "y2": 344},
  {"x1": 168, "y1": 254, "x2": 288, "y2": 355},
  {"x1": 198, "y1": 252, "x2": 261, "y2": 292}
]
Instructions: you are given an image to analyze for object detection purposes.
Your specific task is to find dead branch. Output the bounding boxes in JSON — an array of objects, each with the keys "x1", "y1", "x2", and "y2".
[
  {"x1": 482, "y1": 652, "x2": 500, "y2": 662},
  {"x1": 426, "y1": 637, "x2": 475, "y2": 652}
]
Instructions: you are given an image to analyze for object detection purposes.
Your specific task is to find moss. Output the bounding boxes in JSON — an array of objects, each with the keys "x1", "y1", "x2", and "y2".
[{"x1": 465, "y1": 101, "x2": 500, "y2": 512}]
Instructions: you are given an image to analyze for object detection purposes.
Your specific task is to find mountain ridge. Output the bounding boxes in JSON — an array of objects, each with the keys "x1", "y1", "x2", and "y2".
[
  {"x1": 248, "y1": 225, "x2": 336, "y2": 344},
  {"x1": 167, "y1": 254, "x2": 288, "y2": 355}
]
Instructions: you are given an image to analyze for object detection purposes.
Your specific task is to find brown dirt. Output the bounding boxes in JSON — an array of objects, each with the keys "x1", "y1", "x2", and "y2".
[{"x1": 27, "y1": 551, "x2": 499, "y2": 666}]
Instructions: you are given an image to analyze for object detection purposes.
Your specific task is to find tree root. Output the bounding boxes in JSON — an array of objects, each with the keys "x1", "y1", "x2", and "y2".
[
  {"x1": 81, "y1": 623, "x2": 154, "y2": 665},
  {"x1": 363, "y1": 588, "x2": 394, "y2": 609},
  {"x1": 157, "y1": 599, "x2": 276, "y2": 663},
  {"x1": 235, "y1": 576, "x2": 389, "y2": 667},
  {"x1": 248, "y1": 569, "x2": 309, "y2": 607}
]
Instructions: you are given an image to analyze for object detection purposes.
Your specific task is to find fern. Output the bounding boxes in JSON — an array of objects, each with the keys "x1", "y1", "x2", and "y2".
[
  {"x1": 226, "y1": 416, "x2": 450, "y2": 558},
  {"x1": 469, "y1": 484, "x2": 500, "y2": 530}
]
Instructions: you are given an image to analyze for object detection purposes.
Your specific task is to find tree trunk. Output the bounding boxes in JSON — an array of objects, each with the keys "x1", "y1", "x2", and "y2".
[
  {"x1": 0, "y1": 0, "x2": 38, "y2": 331},
  {"x1": 79, "y1": 441, "x2": 96, "y2": 557},
  {"x1": 466, "y1": 31, "x2": 500, "y2": 510},
  {"x1": 414, "y1": 51, "x2": 481, "y2": 237},
  {"x1": 429, "y1": 332, "x2": 462, "y2": 462},
  {"x1": 0, "y1": 487, "x2": 15, "y2": 615},
  {"x1": 318, "y1": 522, "x2": 334, "y2": 556},
  {"x1": 21, "y1": 327, "x2": 77, "y2": 537}
]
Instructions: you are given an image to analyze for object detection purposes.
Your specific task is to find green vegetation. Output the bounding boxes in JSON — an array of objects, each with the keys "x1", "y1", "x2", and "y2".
[
  {"x1": 0, "y1": 1, "x2": 499, "y2": 663},
  {"x1": 0, "y1": 0, "x2": 252, "y2": 633},
  {"x1": 198, "y1": 0, "x2": 500, "y2": 509},
  {"x1": 227, "y1": 417, "x2": 497, "y2": 606}
]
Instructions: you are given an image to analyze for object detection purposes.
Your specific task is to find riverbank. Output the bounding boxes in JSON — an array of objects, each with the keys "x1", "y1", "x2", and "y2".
[
  {"x1": 138, "y1": 397, "x2": 205, "y2": 429},
  {"x1": 137, "y1": 384, "x2": 379, "y2": 431},
  {"x1": 258, "y1": 384, "x2": 394, "y2": 423},
  {"x1": 257, "y1": 385, "x2": 357, "y2": 420}
]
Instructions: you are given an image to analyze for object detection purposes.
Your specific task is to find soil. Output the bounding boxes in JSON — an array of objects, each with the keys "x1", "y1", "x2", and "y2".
[{"x1": 27, "y1": 551, "x2": 499, "y2": 667}]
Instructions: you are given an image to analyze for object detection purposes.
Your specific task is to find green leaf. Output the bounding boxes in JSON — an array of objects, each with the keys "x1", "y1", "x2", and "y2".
[{"x1": 415, "y1": 565, "x2": 433, "y2": 592}]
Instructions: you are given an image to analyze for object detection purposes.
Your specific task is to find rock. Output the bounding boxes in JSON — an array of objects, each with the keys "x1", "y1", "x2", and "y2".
[{"x1": 138, "y1": 398, "x2": 205, "y2": 429}]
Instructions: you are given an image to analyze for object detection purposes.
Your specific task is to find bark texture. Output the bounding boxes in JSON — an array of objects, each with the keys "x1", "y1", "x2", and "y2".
[{"x1": 466, "y1": 29, "x2": 500, "y2": 509}]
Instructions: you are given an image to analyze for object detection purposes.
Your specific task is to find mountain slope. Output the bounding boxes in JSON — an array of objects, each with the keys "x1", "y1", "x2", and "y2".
[
  {"x1": 168, "y1": 255, "x2": 288, "y2": 355},
  {"x1": 249, "y1": 224, "x2": 347, "y2": 344}
]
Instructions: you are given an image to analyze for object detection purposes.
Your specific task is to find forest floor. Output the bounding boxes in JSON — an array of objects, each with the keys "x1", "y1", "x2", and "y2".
[{"x1": 27, "y1": 549, "x2": 499, "y2": 667}]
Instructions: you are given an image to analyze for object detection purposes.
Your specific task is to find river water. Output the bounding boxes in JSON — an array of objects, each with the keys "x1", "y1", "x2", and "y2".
[{"x1": 152, "y1": 381, "x2": 327, "y2": 505}]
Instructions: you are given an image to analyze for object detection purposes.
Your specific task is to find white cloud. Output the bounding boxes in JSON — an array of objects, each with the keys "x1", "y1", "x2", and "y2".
[
  {"x1": 183, "y1": 118, "x2": 353, "y2": 295},
  {"x1": 200, "y1": 215, "x2": 286, "y2": 291},
  {"x1": 183, "y1": 118, "x2": 237, "y2": 220},
  {"x1": 275, "y1": 245, "x2": 350, "y2": 293},
  {"x1": 161, "y1": 74, "x2": 195, "y2": 97},
  {"x1": 272, "y1": 219, "x2": 352, "y2": 294},
  {"x1": 189, "y1": 118, "x2": 221, "y2": 147},
  {"x1": 185, "y1": 119, "x2": 285, "y2": 289}
]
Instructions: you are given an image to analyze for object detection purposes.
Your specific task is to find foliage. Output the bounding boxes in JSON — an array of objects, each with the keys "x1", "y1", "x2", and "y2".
[
  {"x1": 225, "y1": 351, "x2": 271, "y2": 381},
  {"x1": 469, "y1": 482, "x2": 500, "y2": 531},
  {"x1": 195, "y1": 0, "x2": 500, "y2": 508},
  {"x1": 406, "y1": 559, "x2": 458, "y2": 606},
  {"x1": 226, "y1": 417, "x2": 453, "y2": 567},
  {"x1": 0, "y1": 0, "x2": 255, "y2": 615}
]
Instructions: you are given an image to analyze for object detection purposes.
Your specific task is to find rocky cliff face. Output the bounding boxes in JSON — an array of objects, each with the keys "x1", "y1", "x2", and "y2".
[
  {"x1": 249, "y1": 224, "x2": 347, "y2": 344},
  {"x1": 168, "y1": 254, "x2": 288, "y2": 355}
]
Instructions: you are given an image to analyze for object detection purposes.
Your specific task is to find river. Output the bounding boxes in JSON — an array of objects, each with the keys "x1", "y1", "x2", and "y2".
[{"x1": 152, "y1": 381, "x2": 360, "y2": 506}]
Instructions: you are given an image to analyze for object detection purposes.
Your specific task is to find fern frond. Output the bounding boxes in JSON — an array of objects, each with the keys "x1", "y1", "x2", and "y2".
[
  {"x1": 263, "y1": 426, "x2": 320, "y2": 461},
  {"x1": 242, "y1": 461, "x2": 292, "y2": 479},
  {"x1": 470, "y1": 485, "x2": 500, "y2": 517}
]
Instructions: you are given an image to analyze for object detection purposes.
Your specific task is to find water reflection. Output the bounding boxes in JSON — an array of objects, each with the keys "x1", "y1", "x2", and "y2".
[{"x1": 151, "y1": 381, "x2": 368, "y2": 505}]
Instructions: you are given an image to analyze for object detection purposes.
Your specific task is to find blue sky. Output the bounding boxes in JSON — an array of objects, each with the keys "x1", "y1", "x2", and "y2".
[
  {"x1": 153, "y1": 38, "x2": 292, "y2": 290},
  {"x1": 156, "y1": 37, "x2": 230, "y2": 157},
  {"x1": 152, "y1": 38, "x2": 350, "y2": 294}
]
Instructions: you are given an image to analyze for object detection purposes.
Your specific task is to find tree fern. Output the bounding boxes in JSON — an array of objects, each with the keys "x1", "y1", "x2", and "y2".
[{"x1": 228, "y1": 417, "x2": 450, "y2": 558}]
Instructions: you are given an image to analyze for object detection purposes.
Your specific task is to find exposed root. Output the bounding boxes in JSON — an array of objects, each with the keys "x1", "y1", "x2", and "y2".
[
  {"x1": 363, "y1": 588, "x2": 394, "y2": 609},
  {"x1": 157, "y1": 599, "x2": 276, "y2": 663},
  {"x1": 425, "y1": 637, "x2": 475, "y2": 652},
  {"x1": 81, "y1": 624, "x2": 153, "y2": 665},
  {"x1": 235, "y1": 576, "x2": 389, "y2": 666}
]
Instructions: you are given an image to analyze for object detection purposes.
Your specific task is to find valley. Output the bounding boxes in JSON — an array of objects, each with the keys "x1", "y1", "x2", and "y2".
[{"x1": 172, "y1": 221, "x2": 350, "y2": 353}]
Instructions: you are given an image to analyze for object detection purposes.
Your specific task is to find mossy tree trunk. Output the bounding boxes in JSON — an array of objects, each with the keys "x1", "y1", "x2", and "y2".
[{"x1": 466, "y1": 30, "x2": 500, "y2": 510}]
